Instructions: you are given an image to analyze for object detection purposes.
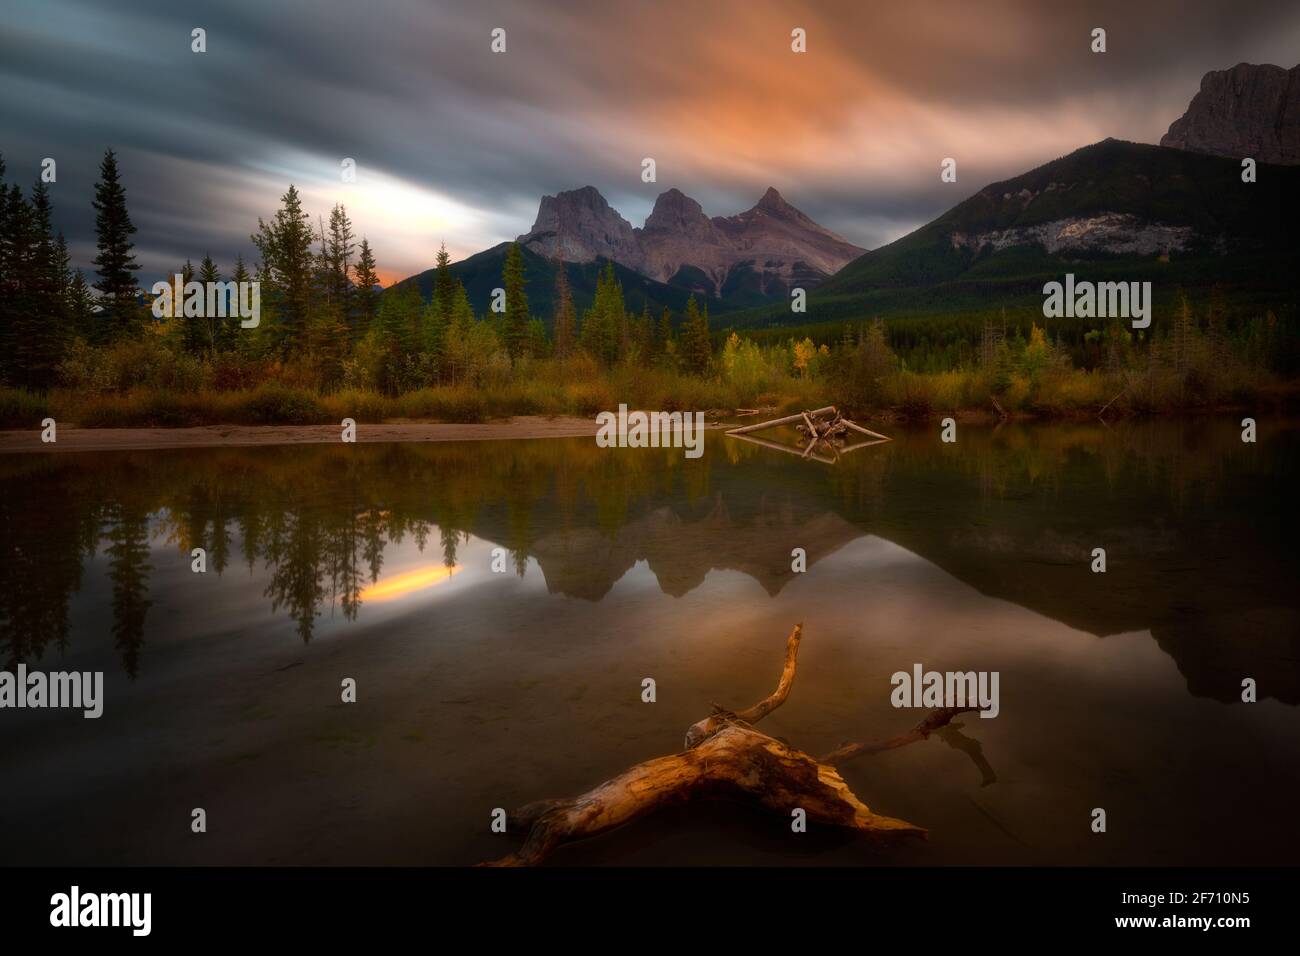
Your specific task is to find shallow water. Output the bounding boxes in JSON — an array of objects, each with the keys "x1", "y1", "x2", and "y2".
[{"x1": 2, "y1": 419, "x2": 1297, "y2": 865}]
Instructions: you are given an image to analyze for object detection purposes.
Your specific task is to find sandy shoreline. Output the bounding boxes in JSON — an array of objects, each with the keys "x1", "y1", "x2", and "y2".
[{"x1": 0, "y1": 416, "x2": 629, "y2": 453}]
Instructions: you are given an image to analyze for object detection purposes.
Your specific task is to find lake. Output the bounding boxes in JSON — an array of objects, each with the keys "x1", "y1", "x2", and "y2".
[{"x1": 2, "y1": 418, "x2": 1297, "y2": 866}]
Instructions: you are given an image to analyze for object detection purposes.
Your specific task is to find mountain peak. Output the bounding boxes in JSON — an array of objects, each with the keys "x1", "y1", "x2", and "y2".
[
  {"x1": 518, "y1": 185, "x2": 642, "y2": 266},
  {"x1": 748, "y1": 186, "x2": 811, "y2": 223},
  {"x1": 1160, "y1": 62, "x2": 1300, "y2": 165},
  {"x1": 553, "y1": 185, "x2": 611, "y2": 208},
  {"x1": 645, "y1": 188, "x2": 709, "y2": 231}
]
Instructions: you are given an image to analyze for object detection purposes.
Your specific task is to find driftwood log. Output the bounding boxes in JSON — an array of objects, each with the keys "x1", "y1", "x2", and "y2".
[
  {"x1": 483, "y1": 624, "x2": 978, "y2": 866},
  {"x1": 726, "y1": 407, "x2": 891, "y2": 464}
]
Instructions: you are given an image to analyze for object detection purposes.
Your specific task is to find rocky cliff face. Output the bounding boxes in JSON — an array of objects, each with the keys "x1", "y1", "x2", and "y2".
[
  {"x1": 1160, "y1": 63, "x2": 1300, "y2": 165},
  {"x1": 518, "y1": 185, "x2": 864, "y2": 298},
  {"x1": 519, "y1": 185, "x2": 645, "y2": 269}
]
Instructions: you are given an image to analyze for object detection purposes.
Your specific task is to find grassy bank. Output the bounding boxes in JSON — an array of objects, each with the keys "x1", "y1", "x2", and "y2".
[{"x1": 2, "y1": 364, "x2": 1289, "y2": 430}]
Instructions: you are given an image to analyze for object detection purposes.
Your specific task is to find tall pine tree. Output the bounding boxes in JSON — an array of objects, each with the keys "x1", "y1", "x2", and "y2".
[
  {"x1": 501, "y1": 242, "x2": 529, "y2": 359},
  {"x1": 251, "y1": 184, "x2": 315, "y2": 355},
  {"x1": 679, "y1": 296, "x2": 712, "y2": 375},
  {"x1": 91, "y1": 149, "x2": 140, "y2": 338},
  {"x1": 352, "y1": 237, "x2": 380, "y2": 334},
  {"x1": 432, "y1": 242, "x2": 457, "y2": 326}
]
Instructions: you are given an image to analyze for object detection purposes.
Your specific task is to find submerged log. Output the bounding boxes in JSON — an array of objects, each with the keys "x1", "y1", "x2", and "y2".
[
  {"x1": 726, "y1": 406, "x2": 837, "y2": 436},
  {"x1": 727, "y1": 407, "x2": 891, "y2": 461},
  {"x1": 483, "y1": 624, "x2": 977, "y2": 866}
]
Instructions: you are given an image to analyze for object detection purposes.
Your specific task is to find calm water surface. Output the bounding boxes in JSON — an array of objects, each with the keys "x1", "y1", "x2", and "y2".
[{"x1": 2, "y1": 419, "x2": 1297, "y2": 865}]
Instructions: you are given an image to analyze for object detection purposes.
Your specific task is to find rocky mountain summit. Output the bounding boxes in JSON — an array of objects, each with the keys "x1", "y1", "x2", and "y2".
[
  {"x1": 1160, "y1": 62, "x2": 1300, "y2": 165},
  {"x1": 521, "y1": 185, "x2": 644, "y2": 267},
  {"x1": 518, "y1": 185, "x2": 865, "y2": 298}
]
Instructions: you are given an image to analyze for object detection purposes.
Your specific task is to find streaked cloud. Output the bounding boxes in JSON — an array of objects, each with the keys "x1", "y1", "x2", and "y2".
[{"x1": 1, "y1": 0, "x2": 1295, "y2": 283}]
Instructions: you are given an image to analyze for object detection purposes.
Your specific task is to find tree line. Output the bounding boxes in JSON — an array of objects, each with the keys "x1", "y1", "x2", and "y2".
[{"x1": 0, "y1": 150, "x2": 718, "y2": 398}]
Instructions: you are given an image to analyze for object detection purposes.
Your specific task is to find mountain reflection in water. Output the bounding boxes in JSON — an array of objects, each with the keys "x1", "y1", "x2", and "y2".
[
  {"x1": 2, "y1": 420, "x2": 1298, "y2": 866},
  {"x1": 5, "y1": 420, "x2": 1295, "y2": 703}
]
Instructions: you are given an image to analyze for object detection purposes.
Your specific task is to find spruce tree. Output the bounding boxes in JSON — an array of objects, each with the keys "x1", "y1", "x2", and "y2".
[
  {"x1": 251, "y1": 184, "x2": 314, "y2": 354},
  {"x1": 91, "y1": 149, "x2": 140, "y2": 336},
  {"x1": 352, "y1": 237, "x2": 380, "y2": 333},
  {"x1": 552, "y1": 259, "x2": 576, "y2": 359},
  {"x1": 680, "y1": 296, "x2": 712, "y2": 375},
  {"x1": 446, "y1": 280, "x2": 474, "y2": 385},
  {"x1": 423, "y1": 295, "x2": 448, "y2": 380},
  {"x1": 0, "y1": 182, "x2": 32, "y2": 384},
  {"x1": 501, "y1": 242, "x2": 529, "y2": 359},
  {"x1": 197, "y1": 253, "x2": 229, "y2": 354},
  {"x1": 24, "y1": 181, "x2": 68, "y2": 387},
  {"x1": 325, "y1": 203, "x2": 355, "y2": 308},
  {"x1": 433, "y1": 242, "x2": 457, "y2": 325},
  {"x1": 230, "y1": 255, "x2": 255, "y2": 357}
]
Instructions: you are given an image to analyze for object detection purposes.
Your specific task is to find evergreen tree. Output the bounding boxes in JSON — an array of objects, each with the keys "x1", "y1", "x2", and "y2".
[
  {"x1": 376, "y1": 284, "x2": 420, "y2": 352},
  {"x1": 308, "y1": 298, "x2": 349, "y2": 390},
  {"x1": 91, "y1": 149, "x2": 140, "y2": 336},
  {"x1": 1, "y1": 184, "x2": 34, "y2": 386},
  {"x1": 197, "y1": 253, "x2": 233, "y2": 355},
  {"x1": 0, "y1": 161, "x2": 34, "y2": 383},
  {"x1": 552, "y1": 260, "x2": 576, "y2": 359},
  {"x1": 445, "y1": 280, "x2": 475, "y2": 385},
  {"x1": 501, "y1": 242, "x2": 529, "y2": 359},
  {"x1": 229, "y1": 255, "x2": 252, "y2": 354},
  {"x1": 324, "y1": 203, "x2": 355, "y2": 310},
  {"x1": 373, "y1": 284, "x2": 426, "y2": 392},
  {"x1": 352, "y1": 237, "x2": 380, "y2": 333},
  {"x1": 422, "y1": 295, "x2": 448, "y2": 380},
  {"x1": 432, "y1": 243, "x2": 457, "y2": 326},
  {"x1": 0, "y1": 178, "x2": 70, "y2": 389},
  {"x1": 24, "y1": 181, "x2": 69, "y2": 387},
  {"x1": 679, "y1": 296, "x2": 712, "y2": 375},
  {"x1": 578, "y1": 262, "x2": 623, "y2": 365},
  {"x1": 251, "y1": 184, "x2": 315, "y2": 354}
]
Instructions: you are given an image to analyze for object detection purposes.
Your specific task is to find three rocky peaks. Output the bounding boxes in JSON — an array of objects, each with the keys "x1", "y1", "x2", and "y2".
[{"x1": 517, "y1": 184, "x2": 864, "y2": 298}]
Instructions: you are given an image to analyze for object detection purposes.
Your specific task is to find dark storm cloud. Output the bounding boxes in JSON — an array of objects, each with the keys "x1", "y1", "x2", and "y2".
[{"x1": 2, "y1": 0, "x2": 1296, "y2": 282}]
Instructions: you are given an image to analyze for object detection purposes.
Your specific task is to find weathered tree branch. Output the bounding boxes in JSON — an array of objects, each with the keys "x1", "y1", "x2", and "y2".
[
  {"x1": 482, "y1": 626, "x2": 982, "y2": 866},
  {"x1": 484, "y1": 723, "x2": 924, "y2": 866},
  {"x1": 682, "y1": 623, "x2": 803, "y2": 748}
]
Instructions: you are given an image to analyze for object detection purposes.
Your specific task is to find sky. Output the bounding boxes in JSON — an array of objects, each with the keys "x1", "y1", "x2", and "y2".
[{"x1": 2, "y1": 0, "x2": 1297, "y2": 286}]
